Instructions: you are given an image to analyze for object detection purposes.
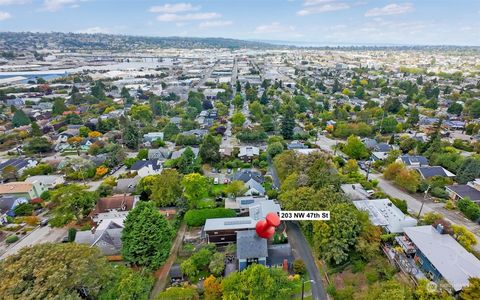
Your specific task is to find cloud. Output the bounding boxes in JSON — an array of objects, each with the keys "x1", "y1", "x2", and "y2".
[
  {"x1": 199, "y1": 20, "x2": 233, "y2": 28},
  {"x1": 0, "y1": 0, "x2": 29, "y2": 5},
  {"x1": 149, "y1": 3, "x2": 200, "y2": 14},
  {"x1": 156, "y1": 12, "x2": 220, "y2": 22},
  {"x1": 0, "y1": 10, "x2": 10, "y2": 20},
  {"x1": 43, "y1": 0, "x2": 77, "y2": 12},
  {"x1": 254, "y1": 22, "x2": 298, "y2": 34},
  {"x1": 365, "y1": 3, "x2": 413, "y2": 17},
  {"x1": 76, "y1": 26, "x2": 110, "y2": 34},
  {"x1": 297, "y1": 1, "x2": 350, "y2": 15}
]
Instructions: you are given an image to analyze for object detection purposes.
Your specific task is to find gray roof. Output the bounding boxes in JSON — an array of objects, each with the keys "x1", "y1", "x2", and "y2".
[
  {"x1": 353, "y1": 199, "x2": 417, "y2": 233},
  {"x1": 204, "y1": 216, "x2": 255, "y2": 232},
  {"x1": 446, "y1": 184, "x2": 480, "y2": 201},
  {"x1": 404, "y1": 226, "x2": 480, "y2": 291},
  {"x1": 341, "y1": 183, "x2": 371, "y2": 201},
  {"x1": 399, "y1": 155, "x2": 429, "y2": 167},
  {"x1": 148, "y1": 148, "x2": 171, "y2": 160},
  {"x1": 236, "y1": 230, "x2": 268, "y2": 259},
  {"x1": 25, "y1": 175, "x2": 62, "y2": 186},
  {"x1": 171, "y1": 147, "x2": 199, "y2": 160},
  {"x1": 0, "y1": 159, "x2": 29, "y2": 172},
  {"x1": 74, "y1": 222, "x2": 123, "y2": 256},
  {"x1": 374, "y1": 143, "x2": 392, "y2": 152},
  {"x1": 131, "y1": 159, "x2": 162, "y2": 171},
  {"x1": 114, "y1": 176, "x2": 140, "y2": 194},
  {"x1": 245, "y1": 178, "x2": 265, "y2": 195},
  {"x1": 232, "y1": 169, "x2": 264, "y2": 184},
  {"x1": 417, "y1": 166, "x2": 455, "y2": 179}
]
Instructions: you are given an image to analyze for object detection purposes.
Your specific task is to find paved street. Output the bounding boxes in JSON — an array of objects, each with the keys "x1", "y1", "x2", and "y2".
[
  {"x1": 287, "y1": 221, "x2": 327, "y2": 300},
  {"x1": 0, "y1": 226, "x2": 67, "y2": 259}
]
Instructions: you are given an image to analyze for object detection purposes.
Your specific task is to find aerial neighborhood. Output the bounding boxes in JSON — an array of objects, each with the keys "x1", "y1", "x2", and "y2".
[{"x1": 0, "y1": 30, "x2": 480, "y2": 300}]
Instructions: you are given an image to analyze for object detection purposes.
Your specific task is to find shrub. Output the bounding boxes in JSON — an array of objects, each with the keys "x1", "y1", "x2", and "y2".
[
  {"x1": 444, "y1": 200, "x2": 456, "y2": 210},
  {"x1": 365, "y1": 270, "x2": 379, "y2": 284},
  {"x1": 352, "y1": 260, "x2": 366, "y2": 273},
  {"x1": 431, "y1": 187, "x2": 449, "y2": 199},
  {"x1": 23, "y1": 216, "x2": 39, "y2": 226},
  {"x1": 390, "y1": 198, "x2": 408, "y2": 214},
  {"x1": 458, "y1": 198, "x2": 480, "y2": 221},
  {"x1": 5, "y1": 235, "x2": 19, "y2": 244},
  {"x1": 68, "y1": 228, "x2": 77, "y2": 242},
  {"x1": 184, "y1": 208, "x2": 237, "y2": 227},
  {"x1": 13, "y1": 203, "x2": 34, "y2": 216},
  {"x1": 293, "y1": 259, "x2": 307, "y2": 275}
]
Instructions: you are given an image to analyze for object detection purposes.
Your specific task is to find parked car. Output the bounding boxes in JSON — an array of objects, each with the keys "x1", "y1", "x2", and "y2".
[
  {"x1": 214, "y1": 178, "x2": 219, "y2": 185},
  {"x1": 40, "y1": 218, "x2": 49, "y2": 227},
  {"x1": 227, "y1": 168, "x2": 232, "y2": 174}
]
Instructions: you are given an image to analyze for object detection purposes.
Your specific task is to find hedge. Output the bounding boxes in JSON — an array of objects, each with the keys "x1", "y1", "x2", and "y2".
[
  {"x1": 184, "y1": 208, "x2": 236, "y2": 227},
  {"x1": 457, "y1": 198, "x2": 480, "y2": 221},
  {"x1": 5, "y1": 235, "x2": 19, "y2": 244}
]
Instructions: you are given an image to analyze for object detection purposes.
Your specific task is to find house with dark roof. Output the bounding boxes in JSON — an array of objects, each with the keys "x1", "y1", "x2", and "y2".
[
  {"x1": 74, "y1": 219, "x2": 123, "y2": 257},
  {"x1": 231, "y1": 169, "x2": 264, "y2": 185},
  {"x1": 416, "y1": 166, "x2": 456, "y2": 179},
  {"x1": 0, "y1": 158, "x2": 37, "y2": 178},
  {"x1": 238, "y1": 146, "x2": 260, "y2": 162},
  {"x1": 147, "y1": 148, "x2": 171, "y2": 160},
  {"x1": 130, "y1": 159, "x2": 162, "y2": 177},
  {"x1": 397, "y1": 155, "x2": 429, "y2": 168},
  {"x1": 446, "y1": 179, "x2": 480, "y2": 203},
  {"x1": 237, "y1": 230, "x2": 268, "y2": 271}
]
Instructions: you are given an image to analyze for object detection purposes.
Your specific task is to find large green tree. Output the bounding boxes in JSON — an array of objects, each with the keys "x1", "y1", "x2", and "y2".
[
  {"x1": 343, "y1": 135, "x2": 369, "y2": 160},
  {"x1": 52, "y1": 97, "x2": 67, "y2": 115},
  {"x1": 0, "y1": 243, "x2": 111, "y2": 299},
  {"x1": 281, "y1": 103, "x2": 295, "y2": 140},
  {"x1": 49, "y1": 184, "x2": 98, "y2": 226},
  {"x1": 150, "y1": 169, "x2": 183, "y2": 207},
  {"x1": 221, "y1": 264, "x2": 295, "y2": 300},
  {"x1": 121, "y1": 201, "x2": 174, "y2": 270},
  {"x1": 123, "y1": 122, "x2": 140, "y2": 150},
  {"x1": 182, "y1": 173, "x2": 210, "y2": 208},
  {"x1": 199, "y1": 134, "x2": 220, "y2": 164},
  {"x1": 12, "y1": 109, "x2": 31, "y2": 127}
]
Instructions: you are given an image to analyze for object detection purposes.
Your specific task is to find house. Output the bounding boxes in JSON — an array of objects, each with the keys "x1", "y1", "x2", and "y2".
[
  {"x1": 416, "y1": 166, "x2": 456, "y2": 179},
  {"x1": 225, "y1": 196, "x2": 269, "y2": 213},
  {"x1": 446, "y1": 179, "x2": 480, "y2": 203},
  {"x1": 0, "y1": 158, "x2": 37, "y2": 177},
  {"x1": 89, "y1": 194, "x2": 138, "y2": 224},
  {"x1": 397, "y1": 155, "x2": 429, "y2": 168},
  {"x1": 0, "y1": 196, "x2": 28, "y2": 224},
  {"x1": 396, "y1": 225, "x2": 480, "y2": 293},
  {"x1": 244, "y1": 178, "x2": 266, "y2": 196},
  {"x1": 237, "y1": 230, "x2": 268, "y2": 270},
  {"x1": 148, "y1": 148, "x2": 171, "y2": 160},
  {"x1": 362, "y1": 138, "x2": 378, "y2": 150},
  {"x1": 130, "y1": 159, "x2": 162, "y2": 177},
  {"x1": 341, "y1": 183, "x2": 373, "y2": 200},
  {"x1": 25, "y1": 175, "x2": 64, "y2": 189},
  {"x1": 74, "y1": 218, "x2": 123, "y2": 257},
  {"x1": 287, "y1": 140, "x2": 307, "y2": 150},
  {"x1": 0, "y1": 181, "x2": 47, "y2": 200},
  {"x1": 171, "y1": 147, "x2": 200, "y2": 160},
  {"x1": 353, "y1": 199, "x2": 417, "y2": 233},
  {"x1": 231, "y1": 169, "x2": 264, "y2": 185},
  {"x1": 204, "y1": 200, "x2": 280, "y2": 245},
  {"x1": 143, "y1": 132, "x2": 164, "y2": 143},
  {"x1": 238, "y1": 146, "x2": 259, "y2": 162}
]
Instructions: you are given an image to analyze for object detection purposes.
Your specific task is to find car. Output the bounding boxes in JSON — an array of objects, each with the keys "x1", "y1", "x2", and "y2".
[
  {"x1": 40, "y1": 218, "x2": 49, "y2": 227},
  {"x1": 223, "y1": 178, "x2": 230, "y2": 184},
  {"x1": 227, "y1": 168, "x2": 232, "y2": 174},
  {"x1": 61, "y1": 236, "x2": 70, "y2": 243},
  {"x1": 214, "y1": 178, "x2": 219, "y2": 185}
]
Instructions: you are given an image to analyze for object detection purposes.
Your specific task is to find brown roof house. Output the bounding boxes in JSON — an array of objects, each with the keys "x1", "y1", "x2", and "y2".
[
  {"x1": 0, "y1": 181, "x2": 47, "y2": 200},
  {"x1": 75, "y1": 194, "x2": 138, "y2": 257}
]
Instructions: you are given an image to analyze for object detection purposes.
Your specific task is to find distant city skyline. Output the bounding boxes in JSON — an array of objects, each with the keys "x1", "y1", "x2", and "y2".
[{"x1": 0, "y1": 0, "x2": 479, "y2": 46}]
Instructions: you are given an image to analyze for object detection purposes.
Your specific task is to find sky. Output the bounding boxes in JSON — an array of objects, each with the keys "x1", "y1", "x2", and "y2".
[{"x1": 0, "y1": 0, "x2": 479, "y2": 46}]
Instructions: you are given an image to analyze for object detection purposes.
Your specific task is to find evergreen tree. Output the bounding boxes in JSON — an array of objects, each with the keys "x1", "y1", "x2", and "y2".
[
  {"x1": 281, "y1": 103, "x2": 295, "y2": 140},
  {"x1": 52, "y1": 98, "x2": 67, "y2": 115},
  {"x1": 123, "y1": 122, "x2": 140, "y2": 149},
  {"x1": 12, "y1": 109, "x2": 31, "y2": 127},
  {"x1": 199, "y1": 134, "x2": 220, "y2": 164},
  {"x1": 31, "y1": 121, "x2": 42, "y2": 136}
]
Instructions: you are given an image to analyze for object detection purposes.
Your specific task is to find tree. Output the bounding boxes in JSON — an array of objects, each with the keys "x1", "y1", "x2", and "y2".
[
  {"x1": 421, "y1": 211, "x2": 444, "y2": 225},
  {"x1": 261, "y1": 115, "x2": 275, "y2": 132},
  {"x1": 0, "y1": 243, "x2": 112, "y2": 299},
  {"x1": 452, "y1": 224, "x2": 477, "y2": 252},
  {"x1": 447, "y1": 102, "x2": 463, "y2": 116},
  {"x1": 99, "y1": 265, "x2": 153, "y2": 300},
  {"x1": 200, "y1": 134, "x2": 220, "y2": 164},
  {"x1": 231, "y1": 112, "x2": 246, "y2": 127},
  {"x1": 180, "y1": 258, "x2": 198, "y2": 278},
  {"x1": 49, "y1": 184, "x2": 98, "y2": 225},
  {"x1": 163, "y1": 122, "x2": 180, "y2": 141},
  {"x1": 151, "y1": 169, "x2": 183, "y2": 207},
  {"x1": 224, "y1": 180, "x2": 247, "y2": 197},
  {"x1": 380, "y1": 116, "x2": 398, "y2": 134},
  {"x1": 281, "y1": 103, "x2": 295, "y2": 140},
  {"x1": 383, "y1": 162, "x2": 405, "y2": 180},
  {"x1": 204, "y1": 275, "x2": 222, "y2": 300},
  {"x1": 267, "y1": 141, "x2": 284, "y2": 158},
  {"x1": 460, "y1": 277, "x2": 480, "y2": 300},
  {"x1": 293, "y1": 259, "x2": 306, "y2": 275},
  {"x1": 313, "y1": 203, "x2": 362, "y2": 265},
  {"x1": 415, "y1": 278, "x2": 452, "y2": 300},
  {"x1": 121, "y1": 202, "x2": 174, "y2": 270},
  {"x1": 52, "y1": 97, "x2": 67, "y2": 115},
  {"x1": 91, "y1": 81, "x2": 106, "y2": 100},
  {"x1": 156, "y1": 286, "x2": 198, "y2": 300},
  {"x1": 343, "y1": 135, "x2": 369, "y2": 160},
  {"x1": 1, "y1": 165, "x2": 18, "y2": 181},
  {"x1": 176, "y1": 147, "x2": 201, "y2": 174},
  {"x1": 123, "y1": 122, "x2": 140, "y2": 149},
  {"x1": 182, "y1": 173, "x2": 209, "y2": 208},
  {"x1": 209, "y1": 252, "x2": 225, "y2": 276},
  {"x1": 394, "y1": 168, "x2": 421, "y2": 193},
  {"x1": 221, "y1": 264, "x2": 295, "y2": 300},
  {"x1": 31, "y1": 121, "x2": 42, "y2": 136},
  {"x1": 67, "y1": 136, "x2": 83, "y2": 156},
  {"x1": 131, "y1": 104, "x2": 153, "y2": 124},
  {"x1": 24, "y1": 137, "x2": 52, "y2": 153},
  {"x1": 456, "y1": 158, "x2": 480, "y2": 184},
  {"x1": 12, "y1": 109, "x2": 31, "y2": 127}
]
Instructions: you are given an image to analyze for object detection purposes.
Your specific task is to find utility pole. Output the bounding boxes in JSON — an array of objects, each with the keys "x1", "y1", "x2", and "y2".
[
  {"x1": 417, "y1": 185, "x2": 431, "y2": 219},
  {"x1": 301, "y1": 278, "x2": 315, "y2": 300}
]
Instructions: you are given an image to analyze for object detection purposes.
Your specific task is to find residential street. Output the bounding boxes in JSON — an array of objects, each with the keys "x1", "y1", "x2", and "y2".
[
  {"x1": 287, "y1": 221, "x2": 327, "y2": 300},
  {"x1": 0, "y1": 226, "x2": 67, "y2": 259}
]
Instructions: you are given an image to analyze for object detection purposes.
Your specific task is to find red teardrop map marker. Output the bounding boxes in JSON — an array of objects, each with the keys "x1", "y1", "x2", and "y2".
[{"x1": 255, "y1": 212, "x2": 280, "y2": 239}]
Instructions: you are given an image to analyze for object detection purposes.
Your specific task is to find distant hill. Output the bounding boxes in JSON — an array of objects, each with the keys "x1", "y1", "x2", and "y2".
[{"x1": 0, "y1": 32, "x2": 281, "y2": 51}]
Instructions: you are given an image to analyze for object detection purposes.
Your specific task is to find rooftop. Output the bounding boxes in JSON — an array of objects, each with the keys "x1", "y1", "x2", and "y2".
[{"x1": 236, "y1": 230, "x2": 268, "y2": 259}]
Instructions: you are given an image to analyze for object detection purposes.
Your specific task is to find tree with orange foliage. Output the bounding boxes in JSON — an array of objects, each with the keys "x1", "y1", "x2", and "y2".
[
  {"x1": 95, "y1": 166, "x2": 109, "y2": 178},
  {"x1": 88, "y1": 131, "x2": 103, "y2": 138},
  {"x1": 67, "y1": 136, "x2": 83, "y2": 156},
  {"x1": 204, "y1": 275, "x2": 222, "y2": 300}
]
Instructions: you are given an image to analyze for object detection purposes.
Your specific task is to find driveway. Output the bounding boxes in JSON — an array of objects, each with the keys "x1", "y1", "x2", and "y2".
[
  {"x1": 0, "y1": 226, "x2": 67, "y2": 259},
  {"x1": 287, "y1": 221, "x2": 328, "y2": 300}
]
